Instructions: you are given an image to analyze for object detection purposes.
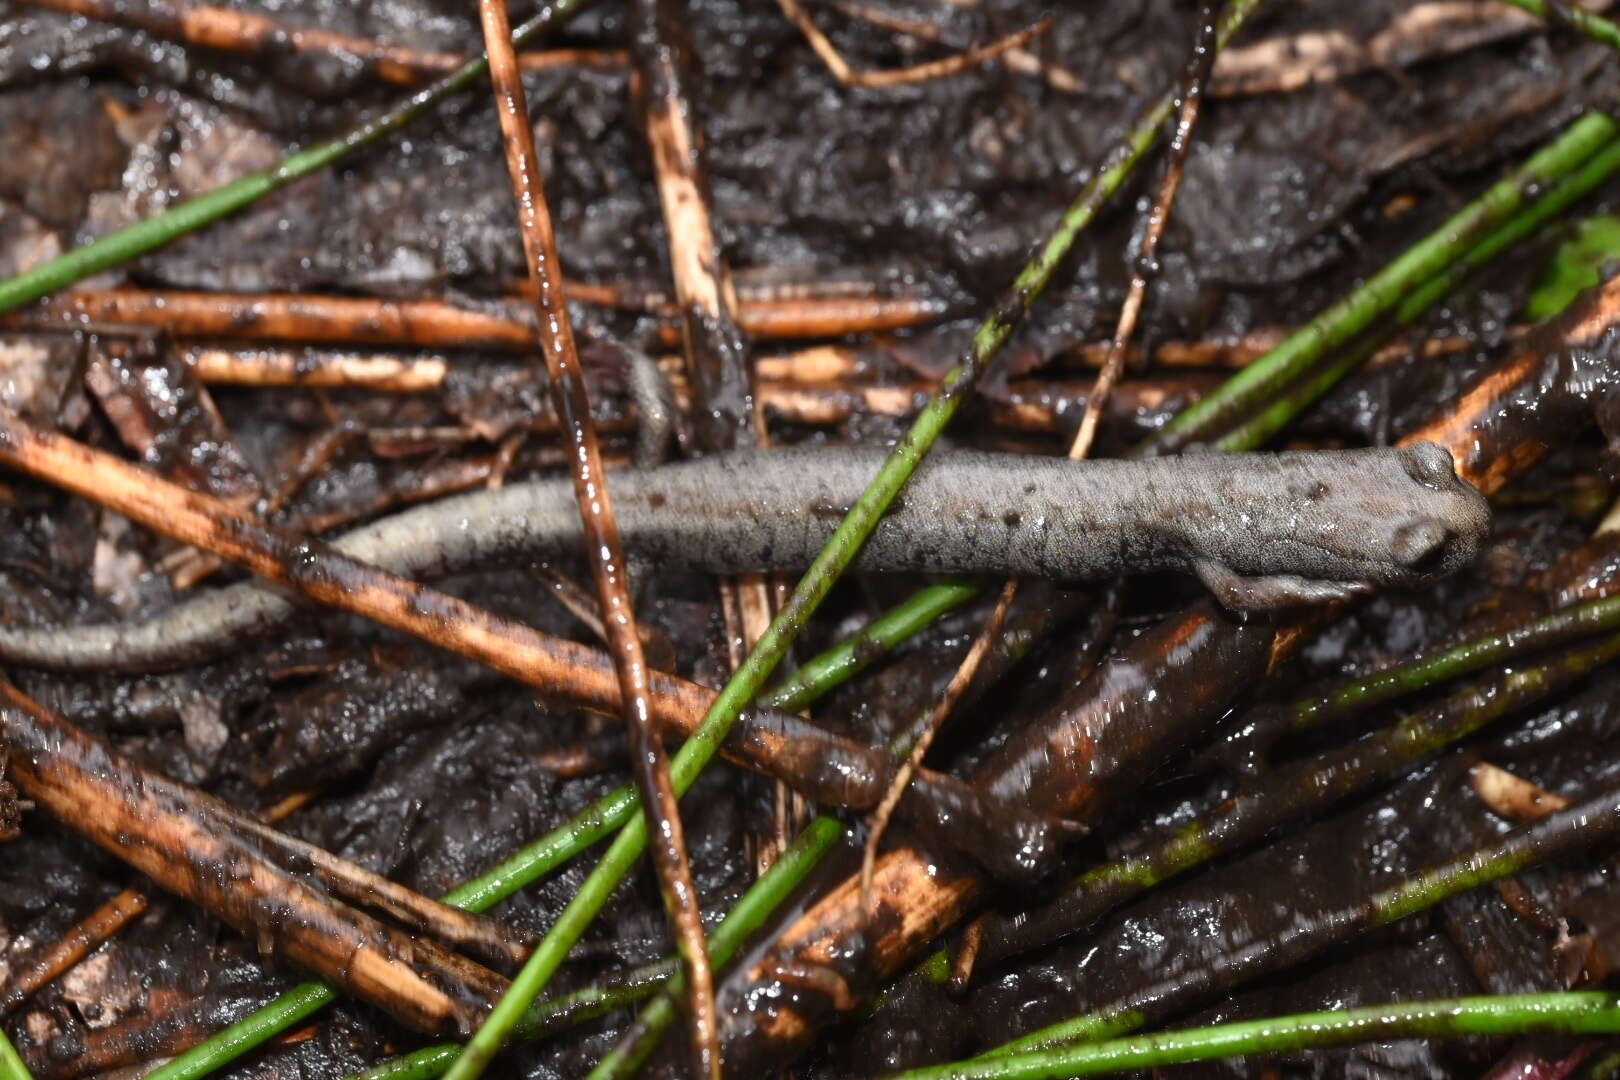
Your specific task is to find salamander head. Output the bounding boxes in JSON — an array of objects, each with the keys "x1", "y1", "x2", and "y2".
[
  {"x1": 1296, "y1": 441, "x2": 1490, "y2": 589},
  {"x1": 1203, "y1": 443, "x2": 1489, "y2": 611},
  {"x1": 1378, "y1": 441, "x2": 1491, "y2": 584}
]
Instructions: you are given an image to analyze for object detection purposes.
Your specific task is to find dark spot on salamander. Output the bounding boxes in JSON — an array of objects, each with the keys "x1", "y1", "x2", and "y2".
[
  {"x1": 1024, "y1": 483, "x2": 1037, "y2": 495},
  {"x1": 1003, "y1": 510, "x2": 1022, "y2": 527},
  {"x1": 646, "y1": 491, "x2": 666, "y2": 509},
  {"x1": 811, "y1": 500, "x2": 851, "y2": 519}
]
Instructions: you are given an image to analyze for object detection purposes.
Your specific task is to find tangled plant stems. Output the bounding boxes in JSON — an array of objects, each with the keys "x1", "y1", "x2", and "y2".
[
  {"x1": 1214, "y1": 130, "x2": 1620, "y2": 453},
  {"x1": 0, "y1": 0, "x2": 599, "y2": 315},
  {"x1": 1142, "y1": 110, "x2": 1618, "y2": 452},
  {"x1": 135, "y1": 576, "x2": 978, "y2": 1080},
  {"x1": 888, "y1": 993, "x2": 1620, "y2": 1080},
  {"x1": 337, "y1": 20, "x2": 1620, "y2": 1080}
]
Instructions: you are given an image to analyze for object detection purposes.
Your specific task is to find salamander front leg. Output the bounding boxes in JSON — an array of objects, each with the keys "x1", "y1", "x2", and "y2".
[{"x1": 1193, "y1": 558, "x2": 1372, "y2": 612}]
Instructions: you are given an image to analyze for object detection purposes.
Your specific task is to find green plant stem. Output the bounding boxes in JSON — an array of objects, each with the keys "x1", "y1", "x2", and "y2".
[
  {"x1": 351, "y1": 817, "x2": 846, "y2": 1080},
  {"x1": 437, "y1": 5, "x2": 1272, "y2": 1077},
  {"x1": 889, "y1": 993, "x2": 1620, "y2": 1080},
  {"x1": 0, "y1": 1025, "x2": 33, "y2": 1080},
  {"x1": 1501, "y1": 0, "x2": 1620, "y2": 50},
  {"x1": 982, "y1": 627, "x2": 1620, "y2": 966},
  {"x1": 351, "y1": 588, "x2": 1067, "y2": 1080},
  {"x1": 1286, "y1": 589, "x2": 1620, "y2": 732},
  {"x1": 0, "y1": 0, "x2": 595, "y2": 315},
  {"x1": 758, "y1": 578, "x2": 983, "y2": 711},
  {"x1": 1214, "y1": 132, "x2": 1620, "y2": 452},
  {"x1": 136, "y1": 579, "x2": 975, "y2": 1080},
  {"x1": 1141, "y1": 110, "x2": 1618, "y2": 452},
  {"x1": 978, "y1": 781, "x2": 1620, "y2": 1059},
  {"x1": 581, "y1": 816, "x2": 846, "y2": 1080}
]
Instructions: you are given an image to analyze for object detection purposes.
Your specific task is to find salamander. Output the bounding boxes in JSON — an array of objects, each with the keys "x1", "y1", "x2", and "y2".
[{"x1": 0, "y1": 442, "x2": 1489, "y2": 672}]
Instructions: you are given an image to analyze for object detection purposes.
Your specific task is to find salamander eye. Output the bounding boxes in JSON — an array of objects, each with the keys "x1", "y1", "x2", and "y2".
[
  {"x1": 1402, "y1": 441, "x2": 1459, "y2": 488},
  {"x1": 1390, "y1": 517, "x2": 1452, "y2": 572}
]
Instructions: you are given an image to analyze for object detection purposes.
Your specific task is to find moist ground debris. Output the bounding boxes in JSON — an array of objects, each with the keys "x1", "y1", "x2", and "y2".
[{"x1": 2, "y1": 0, "x2": 1620, "y2": 1078}]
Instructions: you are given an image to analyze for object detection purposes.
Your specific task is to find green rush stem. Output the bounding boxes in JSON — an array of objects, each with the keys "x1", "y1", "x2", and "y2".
[
  {"x1": 0, "y1": 1025, "x2": 33, "y2": 1080},
  {"x1": 580, "y1": 816, "x2": 847, "y2": 1080},
  {"x1": 437, "y1": 5, "x2": 1271, "y2": 1078},
  {"x1": 888, "y1": 993, "x2": 1620, "y2": 1080},
  {"x1": 353, "y1": 583, "x2": 1060, "y2": 1080},
  {"x1": 0, "y1": 0, "x2": 596, "y2": 315},
  {"x1": 975, "y1": 782, "x2": 1620, "y2": 1060},
  {"x1": 350, "y1": 818, "x2": 847, "y2": 1080},
  {"x1": 983, "y1": 628, "x2": 1620, "y2": 969},
  {"x1": 756, "y1": 577, "x2": 983, "y2": 711},
  {"x1": 1141, "y1": 109, "x2": 1619, "y2": 452},
  {"x1": 1287, "y1": 589, "x2": 1620, "y2": 732},
  {"x1": 1502, "y1": 0, "x2": 1620, "y2": 50},
  {"x1": 1214, "y1": 132, "x2": 1620, "y2": 453},
  {"x1": 136, "y1": 579, "x2": 978, "y2": 1080},
  {"x1": 439, "y1": 40, "x2": 1613, "y2": 1080}
]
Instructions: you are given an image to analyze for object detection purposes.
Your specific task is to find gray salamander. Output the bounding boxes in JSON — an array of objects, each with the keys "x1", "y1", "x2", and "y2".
[{"x1": 0, "y1": 442, "x2": 1488, "y2": 672}]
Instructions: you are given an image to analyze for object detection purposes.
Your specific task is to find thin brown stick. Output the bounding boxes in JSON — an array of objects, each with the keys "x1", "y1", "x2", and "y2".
[
  {"x1": 182, "y1": 339, "x2": 1251, "y2": 391},
  {"x1": 0, "y1": 410, "x2": 1048, "y2": 864},
  {"x1": 16, "y1": 0, "x2": 623, "y2": 86},
  {"x1": 1067, "y1": 2, "x2": 1215, "y2": 461},
  {"x1": 828, "y1": 1, "x2": 1079, "y2": 93},
  {"x1": 531, "y1": 564, "x2": 677, "y2": 674},
  {"x1": 11, "y1": 288, "x2": 943, "y2": 348},
  {"x1": 1208, "y1": 0, "x2": 1606, "y2": 98},
  {"x1": 1, "y1": 680, "x2": 509, "y2": 1036},
  {"x1": 713, "y1": 274, "x2": 1620, "y2": 1067},
  {"x1": 223, "y1": 809, "x2": 534, "y2": 966},
  {"x1": 0, "y1": 890, "x2": 148, "y2": 1016},
  {"x1": 633, "y1": 0, "x2": 754, "y2": 453},
  {"x1": 481, "y1": 4, "x2": 716, "y2": 1067},
  {"x1": 633, "y1": 0, "x2": 795, "y2": 902},
  {"x1": 859, "y1": 578, "x2": 1017, "y2": 913},
  {"x1": 185, "y1": 347, "x2": 450, "y2": 392},
  {"x1": 776, "y1": 0, "x2": 1051, "y2": 89},
  {"x1": 0, "y1": 791, "x2": 317, "y2": 1017}
]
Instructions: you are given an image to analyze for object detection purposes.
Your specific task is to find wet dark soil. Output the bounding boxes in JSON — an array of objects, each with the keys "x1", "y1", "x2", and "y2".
[{"x1": 2, "y1": 0, "x2": 1620, "y2": 1077}]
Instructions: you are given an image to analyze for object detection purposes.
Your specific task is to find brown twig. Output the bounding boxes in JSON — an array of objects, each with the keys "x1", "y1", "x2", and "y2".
[
  {"x1": 1208, "y1": 0, "x2": 1607, "y2": 98},
  {"x1": 0, "y1": 409, "x2": 1035, "y2": 844},
  {"x1": 859, "y1": 578, "x2": 1017, "y2": 914},
  {"x1": 11, "y1": 288, "x2": 944, "y2": 348},
  {"x1": 0, "y1": 792, "x2": 317, "y2": 1017},
  {"x1": 632, "y1": 0, "x2": 798, "y2": 897},
  {"x1": 712, "y1": 274, "x2": 1620, "y2": 1067},
  {"x1": 1, "y1": 680, "x2": 509, "y2": 1036},
  {"x1": 633, "y1": 0, "x2": 754, "y2": 454},
  {"x1": 477, "y1": 3, "x2": 719, "y2": 1072},
  {"x1": 16, "y1": 0, "x2": 624, "y2": 87},
  {"x1": 1066, "y1": 2, "x2": 1215, "y2": 461},
  {"x1": 0, "y1": 889, "x2": 151, "y2": 1017},
  {"x1": 184, "y1": 346, "x2": 450, "y2": 392},
  {"x1": 828, "y1": 1, "x2": 1079, "y2": 93},
  {"x1": 776, "y1": 0, "x2": 1052, "y2": 89}
]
